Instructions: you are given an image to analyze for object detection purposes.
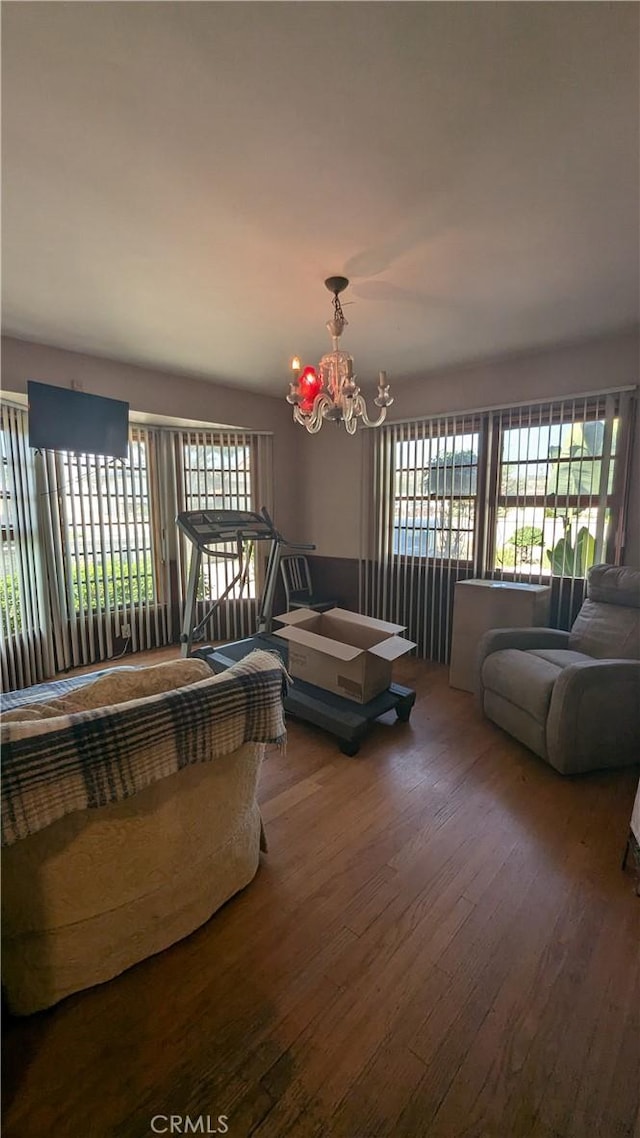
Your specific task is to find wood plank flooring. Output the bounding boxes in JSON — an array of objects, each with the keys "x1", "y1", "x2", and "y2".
[{"x1": 3, "y1": 654, "x2": 639, "y2": 1138}]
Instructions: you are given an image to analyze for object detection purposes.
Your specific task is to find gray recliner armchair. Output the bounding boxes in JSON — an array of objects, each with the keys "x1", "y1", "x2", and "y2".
[{"x1": 476, "y1": 564, "x2": 640, "y2": 774}]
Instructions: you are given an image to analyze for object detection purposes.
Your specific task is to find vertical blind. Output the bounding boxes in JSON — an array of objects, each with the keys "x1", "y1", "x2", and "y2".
[
  {"x1": 174, "y1": 429, "x2": 274, "y2": 644},
  {"x1": 0, "y1": 403, "x2": 274, "y2": 690},
  {"x1": 0, "y1": 405, "x2": 53, "y2": 691},
  {"x1": 38, "y1": 427, "x2": 170, "y2": 672},
  {"x1": 364, "y1": 390, "x2": 635, "y2": 663}
]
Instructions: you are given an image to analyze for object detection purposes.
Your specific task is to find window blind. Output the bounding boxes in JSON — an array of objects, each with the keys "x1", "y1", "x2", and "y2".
[
  {"x1": 0, "y1": 404, "x2": 54, "y2": 690},
  {"x1": 365, "y1": 389, "x2": 635, "y2": 663},
  {"x1": 0, "y1": 405, "x2": 275, "y2": 690},
  {"x1": 38, "y1": 426, "x2": 170, "y2": 671},
  {"x1": 173, "y1": 429, "x2": 274, "y2": 644}
]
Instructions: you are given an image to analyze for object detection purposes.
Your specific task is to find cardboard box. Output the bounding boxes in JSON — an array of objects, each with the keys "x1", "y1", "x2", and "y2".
[{"x1": 273, "y1": 607, "x2": 415, "y2": 703}]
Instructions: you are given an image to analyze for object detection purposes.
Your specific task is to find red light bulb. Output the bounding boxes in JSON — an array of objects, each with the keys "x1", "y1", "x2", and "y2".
[{"x1": 299, "y1": 366, "x2": 322, "y2": 412}]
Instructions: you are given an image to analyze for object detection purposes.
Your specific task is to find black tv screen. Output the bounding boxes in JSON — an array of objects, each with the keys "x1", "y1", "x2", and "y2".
[{"x1": 27, "y1": 382, "x2": 130, "y2": 460}]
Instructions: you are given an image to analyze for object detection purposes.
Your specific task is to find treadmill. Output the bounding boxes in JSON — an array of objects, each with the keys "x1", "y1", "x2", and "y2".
[{"x1": 177, "y1": 507, "x2": 415, "y2": 754}]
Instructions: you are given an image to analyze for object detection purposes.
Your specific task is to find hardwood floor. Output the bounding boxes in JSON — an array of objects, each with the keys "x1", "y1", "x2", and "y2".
[{"x1": 3, "y1": 654, "x2": 639, "y2": 1138}]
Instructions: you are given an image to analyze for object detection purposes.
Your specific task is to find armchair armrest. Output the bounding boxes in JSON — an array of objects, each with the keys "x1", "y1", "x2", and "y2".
[
  {"x1": 547, "y1": 659, "x2": 640, "y2": 774},
  {"x1": 475, "y1": 628, "x2": 569, "y2": 703}
]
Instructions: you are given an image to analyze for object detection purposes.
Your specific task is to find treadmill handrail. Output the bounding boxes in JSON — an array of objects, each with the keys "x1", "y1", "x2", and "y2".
[{"x1": 177, "y1": 505, "x2": 319, "y2": 648}]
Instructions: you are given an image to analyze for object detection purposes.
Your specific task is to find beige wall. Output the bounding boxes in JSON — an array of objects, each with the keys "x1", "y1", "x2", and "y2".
[
  {"x1": 301, "y1": 327, "x2": 640, "y2": 565},
  {"x1": 3, "y1": 327, "x2": 638, "y2": 566},
  {"x1": 1, "y1": 335, "x2": 305, "y2": 542}
]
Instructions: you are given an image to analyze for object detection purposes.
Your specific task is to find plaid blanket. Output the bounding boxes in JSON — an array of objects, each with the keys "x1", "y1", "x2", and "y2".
[{"x1": 1, "y1": 649, "x2": 287, "y2": 847}]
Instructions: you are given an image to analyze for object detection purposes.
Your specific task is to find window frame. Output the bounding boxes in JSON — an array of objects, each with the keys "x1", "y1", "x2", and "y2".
[
  {"x1": 51, "y1": 434, "x2": 160, "y2": 620},
  {"x1": 490, "y1": 397, "x2": 621, "y2": 579},
  {"x1": 390, "y1": 417, "x2": 483, "y2": 569},
  {"x1": 174, "y1": 429, "x2": 262, "y2": 603},
  {"x1": 384, "y1": 391, "x2": 634, "y2": 580}
]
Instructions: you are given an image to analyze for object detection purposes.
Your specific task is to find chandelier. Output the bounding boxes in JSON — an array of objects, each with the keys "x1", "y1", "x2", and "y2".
[{"x1": 286, "y1": 276, "x2": 393, "y2": 435}]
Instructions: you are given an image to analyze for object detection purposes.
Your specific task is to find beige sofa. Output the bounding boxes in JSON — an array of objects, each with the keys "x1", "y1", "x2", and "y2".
[
  {"x1": 1, "y1": 651, "x2": 286, "y2": 1015},
  {"x1": 476, "y1": 564, "x2": 640, "y2": 774}
]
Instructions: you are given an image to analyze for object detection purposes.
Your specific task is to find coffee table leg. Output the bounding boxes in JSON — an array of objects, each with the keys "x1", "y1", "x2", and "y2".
[
  {"x1": 395, "y1": 691, "x2": 416, "y2": 722},
  {"x1": 340, "y1": 739, "x2": 360, "y2": 757}
]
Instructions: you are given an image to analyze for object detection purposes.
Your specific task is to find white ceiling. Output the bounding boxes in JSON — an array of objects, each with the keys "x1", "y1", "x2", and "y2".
[{"x1": 2, "y1": 2, "x2": 638, "y2": 396}]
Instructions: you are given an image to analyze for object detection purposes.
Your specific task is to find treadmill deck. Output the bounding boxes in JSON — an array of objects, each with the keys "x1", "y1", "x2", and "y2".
[{"x1": 197, "y1": 635, "x2": 416, "y2": 755}]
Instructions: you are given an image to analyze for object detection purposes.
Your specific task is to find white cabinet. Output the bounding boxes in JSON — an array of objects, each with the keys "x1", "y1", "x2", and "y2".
[{"x1": 449, "y1": 579, "x2": 552, "y2": 692}]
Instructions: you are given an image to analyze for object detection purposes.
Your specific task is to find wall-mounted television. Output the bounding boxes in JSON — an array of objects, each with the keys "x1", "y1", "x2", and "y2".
[{"x1": 27, "y1": 382, "x2": 130, "y2": 460}]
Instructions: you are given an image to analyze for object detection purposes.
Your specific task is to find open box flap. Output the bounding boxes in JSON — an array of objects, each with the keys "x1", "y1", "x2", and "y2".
[
  {"x1": 272, "y1": 624, "x2": 363, "y2": 662},
  {"x1": 368, "y1": 635, "x2": 416, "y2": 661},
  {"x1": 274, "y1": 608, "x2": 321, "y2": 627},
  {"x1": 324, "y1": 608, "x2": 407, "y2": 635},
  {"x1": 274, "y1": 607, "x2": 407, "y2": 635}
]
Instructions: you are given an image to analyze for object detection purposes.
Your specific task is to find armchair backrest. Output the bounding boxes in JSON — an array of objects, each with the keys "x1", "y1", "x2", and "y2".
[{"x1": 568, "y1": 564, "x2": 640, "y2": 660}]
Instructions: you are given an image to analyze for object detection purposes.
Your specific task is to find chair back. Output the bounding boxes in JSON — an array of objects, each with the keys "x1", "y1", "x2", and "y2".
[
  {"x1": 568, "y1": 564, "x2": 640, "y2": 660},
  {"x1": 279, "y1": 554, "x2": 337, "y2": 613},
  {"x1": 280, "y1": 555, "x2": 315, "y2": 609}
]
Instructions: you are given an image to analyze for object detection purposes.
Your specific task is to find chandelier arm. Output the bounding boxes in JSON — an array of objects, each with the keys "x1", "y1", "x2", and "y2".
[
  {"x1": 293, "y1": 404, "x2": 324, "y2": 433},
  {"x1": 292, "y1": 392, "x2": 335, "y2": 432},
  {"x1": 313, "y1": 392, "x2": 334, "y2": 420},
  {"x1": 355, "y1": 396, "x2": 388, "y2": 429}
]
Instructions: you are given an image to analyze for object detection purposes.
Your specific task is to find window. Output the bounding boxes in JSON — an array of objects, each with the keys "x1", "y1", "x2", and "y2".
[
  {"x1": 176, "y1": 431, "x2": 258, "y2": 603},
  {"x1": 35, "y1": 426, "x2": 167, "y2": 668},
  {"x1": 367, "y1": 390, "x2": 634, "y2": 662},
  {"x1": 0, "y1": 405, "x2": 53, "y2": 689},
  {"x1": 181, "y1": 437, "x2": 253, "y2": 513},
  {"x1": 0, "y1": 401, "x2": 274, "y2": 689},
  {"x1": 393, "y1": 428, "x2": 480, "y2": 562},
  {"x1": 492, "y1": 396, "x2": 620, "y2": 578},
  {"x1": 53, "y1": 439, "x2": 156, "y2": 619},
  {"x1": 0, "y1": 427, "x2": 19, "y2": 634},
  {"x1": 172, "y1": 428, "x2": 274, "y2": 645}
]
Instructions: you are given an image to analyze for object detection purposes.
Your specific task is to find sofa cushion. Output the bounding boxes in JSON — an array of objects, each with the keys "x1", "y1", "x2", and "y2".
[
  {"x1": 481, "y1": 648, "x2": 561, "y2": 724},
  {"x1": 568, "y1": 599, "x2": 640, "y2": 660},
  {"x1": 526, "y1": 649, "x2": 593, "y2": 668},
  {"x1": 2, "y1": 706, "x2": 56, "y2": 723},
  {"x1": 57, "y1": 658, "x2": 213, "y2": 711},
  {"x1": 2, "y1": 658, "x2": 212, "y2": 721}
]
